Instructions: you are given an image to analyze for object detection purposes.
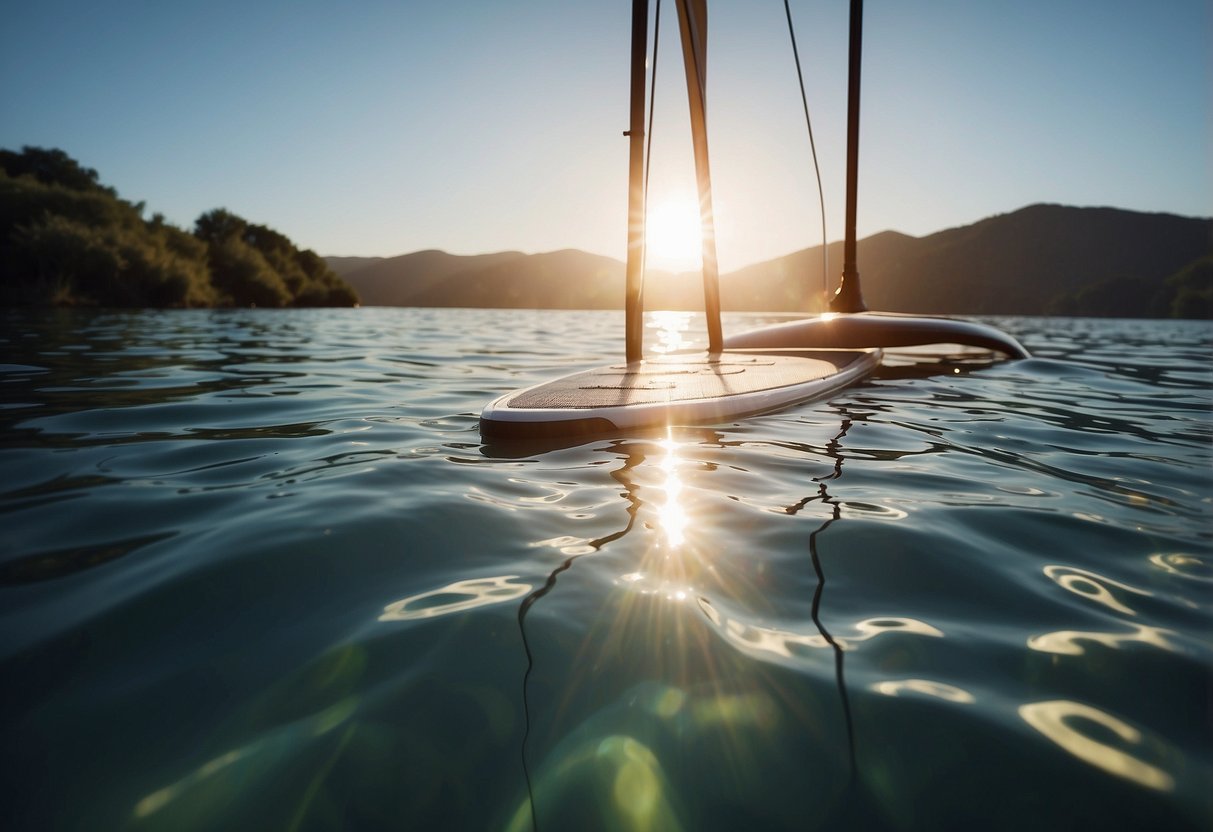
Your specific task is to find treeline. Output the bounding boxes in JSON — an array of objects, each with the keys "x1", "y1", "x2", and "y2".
[
  {"x1": 0, "y1": 147, "x2": 358, "y2": 308},
  {"x1": 1047, "y1": 256, "x2": 1213, "y2": 318}
]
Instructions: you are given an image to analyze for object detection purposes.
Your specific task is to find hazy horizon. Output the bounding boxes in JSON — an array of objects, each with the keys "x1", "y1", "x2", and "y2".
[{"x1": 321, "y1": 201, "x2": 1208, "y2": 272}]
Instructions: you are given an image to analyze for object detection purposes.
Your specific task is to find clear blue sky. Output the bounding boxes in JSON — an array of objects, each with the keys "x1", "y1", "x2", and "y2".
[{"x1": 2, "y1": 1, "x2": 1208, "y2": 272}]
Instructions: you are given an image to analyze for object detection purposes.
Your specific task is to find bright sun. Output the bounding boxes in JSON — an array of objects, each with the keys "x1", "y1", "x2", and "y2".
[{"x1": 646, "y1": 195, "x2": 702, "y2": 273}]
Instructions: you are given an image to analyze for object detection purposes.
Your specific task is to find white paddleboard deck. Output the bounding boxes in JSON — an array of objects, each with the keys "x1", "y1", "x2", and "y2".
[{"x1": 481, "y1": 348, "x2": 880, "y2": 439}]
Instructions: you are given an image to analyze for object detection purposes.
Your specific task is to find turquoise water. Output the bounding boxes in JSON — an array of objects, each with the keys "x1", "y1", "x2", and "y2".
[{"x1": 1, "y1": 308, "x2": 1210, "y2": 831}]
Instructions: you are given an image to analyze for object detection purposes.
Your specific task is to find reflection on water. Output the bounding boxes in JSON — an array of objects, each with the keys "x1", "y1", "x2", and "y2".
[
  {"x1": 1149, "y1": 551, "x2": 1211, "y2": 582},
  {"x1": 380, "y1": 576, "x2": 532, "y2": 622},
  {"x1": 0, "y1": 310, "x2": 344, "y2": 450},
  {"x1": 647, "y1": 311, "x2": 696, "y2": 355},
  {"x1": 1, "y1": 310, "x2": 1210, "y2": 830},
  {"x1": 870, "y1": 679, "x2": 976, "y2": 703},
  {"x1": 617, "y1": 571, "x2": 693, "y2": 603},
  {"x1": 510, "y1": 402, "x2": 896, "y2": 828},
  {"x1": 1044, "y1": 564, "x2": 1153, "y2": 616},
  {"x1": 1028, "y1": 623, "x2": 1179, "y2": 656},
  {"x1": 1019, "y1": 700, "x2": 1176, "y2": 792},
  {"x1": 507, "y1": 404, "x2": 866, "y2": 829},
  {"x1": 656, "y1": 433, "x2": 688, "y2": 548},
  {"x1": 0, "y1": 531, "x2": 174, "y2": 584},
  {"x1": 694, "y1": 601, "x2": 944, "y2": 660}
]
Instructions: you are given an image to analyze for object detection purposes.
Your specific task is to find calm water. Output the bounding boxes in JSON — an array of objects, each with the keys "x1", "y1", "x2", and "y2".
[{"x1": 1, "y1": 308, "x2": 1210, "y2": 831}]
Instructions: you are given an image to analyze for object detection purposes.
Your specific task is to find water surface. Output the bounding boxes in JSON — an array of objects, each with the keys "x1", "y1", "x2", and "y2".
[{"x1": 1, "y1": 308, "x2": 1210, "y2": 830}]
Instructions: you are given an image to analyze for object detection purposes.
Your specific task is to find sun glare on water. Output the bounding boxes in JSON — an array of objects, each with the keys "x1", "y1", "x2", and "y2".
[
  {"x1": 646, "y1": 195, "x2": 702, "y2": 273},
  {"x1": 657, "y1": 433, "x2": 688, "y2": 547}
]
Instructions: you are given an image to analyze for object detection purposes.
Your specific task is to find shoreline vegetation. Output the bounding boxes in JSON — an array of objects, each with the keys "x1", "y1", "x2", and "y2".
[
  {"x1": 2, "y1": 147, "x2": 1209, "y2": 317},
  {"x1": 0, "y1": 147, "x2": 358, "y2": 308}
]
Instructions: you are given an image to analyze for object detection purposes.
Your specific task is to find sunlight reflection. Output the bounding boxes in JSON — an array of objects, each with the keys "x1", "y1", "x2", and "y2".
[
  {"x1": 648, "y1": 310, "x2": 696, "y2": 355},
  {"x1": 1027, "y1": 623, "x2": 1178, "y2": 656},
  {"x1": 839, "y1": 501, "x2": 909, "y2": 521},
  {"x1": 466, "y1": 479, "x2": 573, "y2": 512},
  {"x1": 871, "y1": 679, "x2": 976, "y2": 704},
  {"x1": 1148, "y1": 552, "x2": 1211, "y2": 582},
  {"x1": 695, "y1": 597, "x2": 943, "y2": 660},
  {"x1": 656, "y1": 432, "x2": 688, "y2": 547},
  {"x1": 613, "y1": 571, "x2": 696, "y2": 605},
  {"x1": 1043, "y1": 564, "x2": 1152, "y2": 616},
  {"x1": 379, "y1": 575, "x2": 531, "y2": 621},
  {"x1": 1019, "y1": 700, "x2": 1175, "y2": 792},
  {"x1": 848, "y1": 617, "x2": 946, "y2": 645},
  {"x1": 532, "y1": 535, "x2": 598, "y2": 556}
]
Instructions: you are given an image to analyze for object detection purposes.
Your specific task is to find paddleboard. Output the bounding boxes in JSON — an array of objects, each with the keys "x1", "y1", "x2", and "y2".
[{"x1": 480, "y1": 348, "x2": 880, "y2": 439}]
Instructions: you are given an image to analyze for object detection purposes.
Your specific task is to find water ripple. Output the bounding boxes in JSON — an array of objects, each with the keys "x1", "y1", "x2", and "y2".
[
  {"x1": 1019, "y1": 700, "x2": 1176, "y2": 792},
  {"x1": 1, "y1": 309, "x2": 1209, "y2": 830},
  {"x1": 1043, "y1": 564, "x2": 1153, "y2": 616}
]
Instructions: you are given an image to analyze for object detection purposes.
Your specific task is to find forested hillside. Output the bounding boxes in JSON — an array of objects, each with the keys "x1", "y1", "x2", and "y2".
[{"x1": 0, "y1": 147, "x2": 358, "y2": 308}]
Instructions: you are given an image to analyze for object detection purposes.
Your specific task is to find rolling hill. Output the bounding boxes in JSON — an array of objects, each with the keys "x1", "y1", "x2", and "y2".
[{"x1": 327, "y1": 204, "x2": 1212, "y2": 316}]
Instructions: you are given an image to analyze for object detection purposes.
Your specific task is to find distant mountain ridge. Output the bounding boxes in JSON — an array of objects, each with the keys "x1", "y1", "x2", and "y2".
[
  {"x1": 328, "y1": 205, "x2": 1212, "y2": 317},
  {"x1": 327, "y1": 250, "x2": 527, "y2": 307}
]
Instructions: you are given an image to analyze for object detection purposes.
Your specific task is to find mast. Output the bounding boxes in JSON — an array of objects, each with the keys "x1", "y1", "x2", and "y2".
[
  {"x1": 676, "y1": 0, "x2": 724, "y2": 354},
  {"x1": 831, "y1": 0, "x2": 867, "y2": 313},
  {"x1": 624, "y1": 0, "x2": 649, "y2": 364}
]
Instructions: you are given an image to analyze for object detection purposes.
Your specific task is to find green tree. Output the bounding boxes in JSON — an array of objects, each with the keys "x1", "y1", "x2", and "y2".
[
  {"x1": 1, "y1": 148, "x2": 358, "y2": 308},
  {"x1": 1165, "y1": 256, "x2": 1213, "y2": 319},
  {"x1": 1, "y1": 164, "x2": 213, "y2": 306},
  {"x1": 205, "y1": 235, "x2": 291, "y2": 307},
  {"x1": 194, "y1": 207, "x2": 358, "y2": 308},
  {"x1": 0, "y1": 146, "x2": 114, "y2": 195}
]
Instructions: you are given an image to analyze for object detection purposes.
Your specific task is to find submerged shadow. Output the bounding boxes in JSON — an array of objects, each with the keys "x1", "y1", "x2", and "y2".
[
  {"x1": 514, "y1": 439, "x2": 651, "y2": 831},
  {"x1": 776, "y1": 412, "x2": 859, "y2": 788},
  {"x1": 0, "y1": 531, "x2": 176, "y2": 585},
  {"x1": 806, "y1": 415, "x2": 859, "y2": 785}
]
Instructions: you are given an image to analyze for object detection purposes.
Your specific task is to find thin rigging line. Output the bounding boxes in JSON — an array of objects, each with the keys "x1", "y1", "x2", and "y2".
[{"x1": 783, "y1": 0, "x2": 830, "y2": 306}]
